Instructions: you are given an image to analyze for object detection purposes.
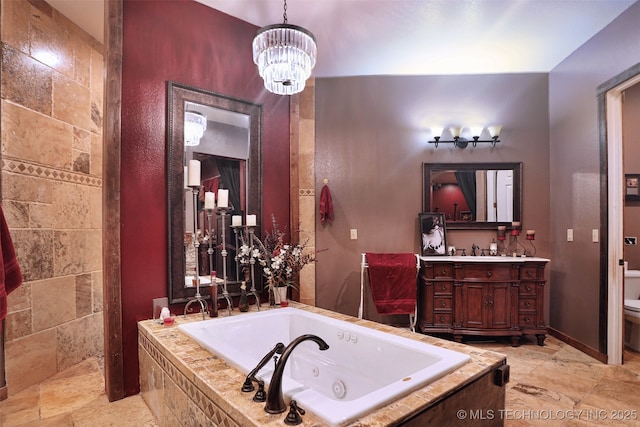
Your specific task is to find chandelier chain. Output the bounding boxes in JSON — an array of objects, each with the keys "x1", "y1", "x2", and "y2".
[{"x1": 283, "y1": 0, "x2": 288, "y2": 23}]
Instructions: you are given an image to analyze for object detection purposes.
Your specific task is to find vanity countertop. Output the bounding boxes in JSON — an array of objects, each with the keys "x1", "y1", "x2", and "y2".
[
  {"x1": 421, "y1": 256, "x2": 550, "y2": 263},
  {"x1": 138, "y1": 303, "x2": 507, "y2": 426}
]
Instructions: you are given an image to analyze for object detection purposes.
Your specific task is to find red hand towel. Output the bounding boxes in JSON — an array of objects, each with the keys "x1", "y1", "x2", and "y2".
[
  {"x1": 0, "y1": 205, "x2": 23, "y2": 321},
  {"x1": 366, "y1": 253, "x2": 416, "y2": 315},
  {"x1": 319, "y1": 184, "x2": 333, "y2": 224}
]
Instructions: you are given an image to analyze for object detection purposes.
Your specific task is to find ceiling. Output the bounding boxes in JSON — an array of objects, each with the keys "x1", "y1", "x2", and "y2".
[{"x1": 47, "y1": 0, "x2": 635, "y2": 77}]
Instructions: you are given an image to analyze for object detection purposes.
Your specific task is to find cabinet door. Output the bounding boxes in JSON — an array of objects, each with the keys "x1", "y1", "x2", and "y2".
[
  {"x1": 461, "y1": 283, "x2": 511, "y2": 329},
  {"x1": 461, "y1": 284, "x2": 487, "y2": 328},
  {"x1": 488, "y1": 283, "x2": 511, "y2": 329}
]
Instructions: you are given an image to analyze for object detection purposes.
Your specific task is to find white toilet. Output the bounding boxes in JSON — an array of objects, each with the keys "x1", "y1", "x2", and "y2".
[{"x1": 624, "y1": 269, "x2": 640, "y2": 351}]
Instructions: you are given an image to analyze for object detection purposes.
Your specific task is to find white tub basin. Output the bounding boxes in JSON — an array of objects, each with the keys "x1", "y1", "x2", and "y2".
[{"x1": 178, "y1": 307, "x2": 470, "y2": 426}]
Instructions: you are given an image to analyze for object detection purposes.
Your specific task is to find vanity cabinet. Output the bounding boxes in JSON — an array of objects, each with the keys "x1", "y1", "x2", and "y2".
[{"x1": 418, "y1": 258, "x2": 548, "y2": 346}]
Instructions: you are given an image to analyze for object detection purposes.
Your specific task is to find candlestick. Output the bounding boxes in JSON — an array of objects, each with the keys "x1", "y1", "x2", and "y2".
[
  {"x1": 246, "y1": 214, "x2": 257, "y2": 227},
  {"x1": 232, "y1": 215, "x2": 242, "y2": 227},
  {"x1": 497, "y1": 225, "x2": 506, "y2": 241},
  {"x1": 217, "y1": 189, "x2": 229, "y2": 208},
  {"x1": 204, "y1": 192, "x2": 215, "y2": 210},
  {"x1": 187, "y1": 160, "x2": 201, "y2": 186}
]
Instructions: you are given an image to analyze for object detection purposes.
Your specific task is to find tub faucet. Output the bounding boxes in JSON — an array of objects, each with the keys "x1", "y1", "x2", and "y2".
[
  {"x1": 265, "y1": 334, "x2": 329, "y2": 414},
  {"x1": 242, "y1": 343, "x2": 285, "y2": 392}
]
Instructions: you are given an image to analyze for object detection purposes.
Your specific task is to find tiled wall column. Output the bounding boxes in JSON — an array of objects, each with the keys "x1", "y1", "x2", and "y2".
[
  {"x1": 0, "y1": 0, "x2": 104, "y2": 394},
  {"x1": 292, "y1": 79, "x2": 316, "y2": 306}
]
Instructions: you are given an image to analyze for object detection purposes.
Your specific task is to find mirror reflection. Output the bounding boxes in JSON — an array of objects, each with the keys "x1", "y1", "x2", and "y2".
[
  {"x1": 167, "y1": 82, "x2": 262, "y2": 304},
  {"x1": 423, "y1": 163, "x2": 522, "y2": 230}
]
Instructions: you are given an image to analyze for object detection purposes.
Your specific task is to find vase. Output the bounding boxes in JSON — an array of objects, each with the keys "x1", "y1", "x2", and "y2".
[{"x1": 274, "y1": 286, "x2": 288, "y2": 305}]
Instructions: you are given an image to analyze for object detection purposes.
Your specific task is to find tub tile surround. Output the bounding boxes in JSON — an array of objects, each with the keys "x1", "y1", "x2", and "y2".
[
  {"x1": 138, "y1": 303, "x2": 507, "y2": 426},
  {"x1": 1, "y1": 0, "x2": 104, "y2": 394}
]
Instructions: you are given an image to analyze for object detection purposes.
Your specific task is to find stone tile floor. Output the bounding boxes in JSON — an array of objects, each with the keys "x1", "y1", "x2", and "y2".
[{"x1": 1, "y1": 335, "x2": 639, "y2": 426}]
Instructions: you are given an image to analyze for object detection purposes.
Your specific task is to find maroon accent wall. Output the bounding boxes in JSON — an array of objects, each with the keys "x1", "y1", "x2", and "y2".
[{"x1": 121, "y1": 0, "x2": 290, "y2": 395}]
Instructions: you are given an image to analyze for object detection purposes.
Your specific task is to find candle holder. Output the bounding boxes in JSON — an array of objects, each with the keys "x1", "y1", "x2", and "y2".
[
  {"x1": 216, "y1": 206, "x2": 234, "y2": 315},
  {"x1": 184, "y1": 185, "x2": 209, "y2": 319},
  {"x1": 525, "y1": 230, "x2": 537, "y2": 256}
]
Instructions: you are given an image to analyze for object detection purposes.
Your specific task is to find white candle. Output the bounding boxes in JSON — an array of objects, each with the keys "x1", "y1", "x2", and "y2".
[
  {"x1": 187, "y1": 160, "x2": 201, "y2": 186},
  {"x1": 246, "y1": 214, "x2": 257, "y2": 227},
  {"x1": 204, "y1": 192, "x2": 215, "y2": 210},
  {"x1": 217, "y1": 189, "x2": 229, "y2": 208},
  {"x1": 232, "y1": 215, "x2": 242, "y2": 227}
]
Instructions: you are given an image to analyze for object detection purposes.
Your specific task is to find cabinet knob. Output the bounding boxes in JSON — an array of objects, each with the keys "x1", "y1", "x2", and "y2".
[
  {"x1": 525, "y1": 301, "x2": 531, "y2": 308},
  {"x1": 526, "y1": 285, "x2": 531, "y2": 291},
  {"x1": 526, "y1": 270, "x2": 533, "y2": 277},
  {"x1": 441, "y1": 284, "x2": 446, "y2": 291},
  {"x1": 440, "y1": 269, "x2": 446, "y2": 276},
  {"x1": 440, "y1": 316, "x2": 446, "y2": 322},
  {"x1": 441, "y1": 300, "x2": 446, "y2": 307},
  {"x1": 487, "y1": 271, "x2": 493, "y2": 277},
  {"x1": 524, "y1": 317, "x2": 530, "y2": 323}
]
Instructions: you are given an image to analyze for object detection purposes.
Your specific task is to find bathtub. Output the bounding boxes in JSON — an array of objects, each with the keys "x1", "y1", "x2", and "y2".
[{"x1": 178, "y1": 307, "x2": 470, "y2": 426}]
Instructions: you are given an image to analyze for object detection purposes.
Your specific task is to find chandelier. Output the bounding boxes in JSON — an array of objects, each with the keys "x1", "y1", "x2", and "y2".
[
  {"x1": 252, "y1": 0, "x2": 317, "y2": 95},
  {"x1": 184, "y1": 111, "x2": 207, "y2": 146}
]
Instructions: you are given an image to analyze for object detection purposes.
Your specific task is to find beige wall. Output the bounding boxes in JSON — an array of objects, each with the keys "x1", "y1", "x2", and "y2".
[
  {"x1": 0, "y1": 0, "x2": 103, "y2": 394},
  {"x1": 624, "y1": 83, "x2": 640, "y2": 270},
  {"x1": 314, "y1": 74, "x2": 551, "y2": 322}
]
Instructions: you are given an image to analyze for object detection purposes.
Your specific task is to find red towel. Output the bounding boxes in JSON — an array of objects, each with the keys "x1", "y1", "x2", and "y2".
[
  {"x1": 0, "y1": 204, "x2": 23, "y2": 321},
  {"x1": 366, "y1": 253, "x2": 416, "y2": 315},
  {"x1": 319, "y1": 184, "x2": 333, "y2": 224}
]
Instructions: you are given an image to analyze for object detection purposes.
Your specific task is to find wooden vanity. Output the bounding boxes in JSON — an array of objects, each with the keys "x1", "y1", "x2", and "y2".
[{"x1": 418, "y1": 256, "x2": 549, "y2": 346}]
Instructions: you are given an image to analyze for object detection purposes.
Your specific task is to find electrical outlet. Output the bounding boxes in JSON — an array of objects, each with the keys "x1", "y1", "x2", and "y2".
[
  {"x1": 592, "y1": 229, "x2": 599, "y2": 243},
  {"x1": 567, "y1": 228, "x2": 574, "y2": 242},
  {"x1": 350, "y1": 229, "x2": 358, "y2": 240}
]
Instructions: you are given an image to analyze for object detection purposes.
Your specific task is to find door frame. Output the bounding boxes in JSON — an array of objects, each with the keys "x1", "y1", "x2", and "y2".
[{"x1": 598, "y1": 62, "x2": 640, "y2": 364}]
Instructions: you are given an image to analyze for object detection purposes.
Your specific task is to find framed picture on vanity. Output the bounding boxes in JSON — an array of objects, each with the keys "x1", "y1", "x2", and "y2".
[
  {"x1": 625, "y1": 174, "x2": 640, "y2": 202},
  {"x1": 419, "y1": 212, "x2": 447, "y2": 256}
]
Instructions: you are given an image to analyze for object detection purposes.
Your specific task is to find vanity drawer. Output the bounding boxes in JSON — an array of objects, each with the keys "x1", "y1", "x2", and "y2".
[
  {"x1": 519, "y1": 314, "x2": 537, "y2": 326},
  {"x1": 434, "y1": 281, "x2": 453, "y2": 294},
  {"x1": 434, "y1": 297, "x2": 452, "y2": 310},
  {"x1": 422, "y1": 263, "x2": 453, "y2": 279},
  {"x1": 520, "y1": 266, "x2": 540, "y2": 280},
  {"x1": 461, "y1": 264, "x2": 513, "y2": 281},
  {"x1": 519, "y1": 298, "x2": 537, "y2": 311},
  {"x1": 434, "y1": 313, "x2": 453, "y2": 325},
  {"x1": 519, "y1": 282, "x2": 537, "y2": 296},
  {"x1": 433, "y1": 264, "x2": 453, "y2": 279}
]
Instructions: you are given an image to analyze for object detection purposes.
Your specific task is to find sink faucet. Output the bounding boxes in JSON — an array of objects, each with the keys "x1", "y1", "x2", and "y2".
[{"x1": 264, "y1": 334, "x2": 329, "y2": 414}]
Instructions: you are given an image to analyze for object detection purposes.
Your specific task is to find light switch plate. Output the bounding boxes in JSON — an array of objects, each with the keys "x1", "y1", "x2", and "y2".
[
  {"x1": 350, "y1": 229, "x2": 358, "y2": 240},
  {"x1": 592, "y1": 229, "x2": 599, "y2": 243},
  {"x1": 567, "y1": 229, "x2": 574, "y2": 242}
]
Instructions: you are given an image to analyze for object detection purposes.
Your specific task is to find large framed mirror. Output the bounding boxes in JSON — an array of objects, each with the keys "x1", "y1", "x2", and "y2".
[
  {"x1": 423, "y1": 162, "x2": 522, "y2": 230},
  {"x1": 167, "y1": 82, "x2": 263, "y2": 303}
]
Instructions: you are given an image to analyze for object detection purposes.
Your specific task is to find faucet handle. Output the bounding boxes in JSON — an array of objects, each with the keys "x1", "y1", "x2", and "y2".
[
  {"x1": 253, "y1": 380, "x2": 267, "y2": 402},
  {"x1": 284, "y1": 400, "x2": 305, "y2": 425}
]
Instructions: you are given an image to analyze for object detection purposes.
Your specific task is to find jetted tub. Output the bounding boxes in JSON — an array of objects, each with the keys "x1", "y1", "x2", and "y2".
[{"x1": 178, "y1": 307, "x2": 470, "y2": 426}]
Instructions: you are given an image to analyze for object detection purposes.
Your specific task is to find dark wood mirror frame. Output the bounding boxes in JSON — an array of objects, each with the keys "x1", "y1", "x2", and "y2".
[
  {"x1": 167, "y1": 82, "x2": 263, "y2": 303},
  {"x1": 422, "y1": 162, "x2": 522, "y2": 230}
]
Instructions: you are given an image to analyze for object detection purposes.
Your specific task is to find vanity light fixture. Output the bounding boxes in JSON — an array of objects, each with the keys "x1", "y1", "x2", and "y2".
[
  {"x1": 429, "y1": 125, "x2": 501, "y2": 148},
  {"x1": 184, "y1": 111, "x2": 207, "y2": 146},
  {"x1": 252, "y1": 0, "x2": 317, "y2": 95}
]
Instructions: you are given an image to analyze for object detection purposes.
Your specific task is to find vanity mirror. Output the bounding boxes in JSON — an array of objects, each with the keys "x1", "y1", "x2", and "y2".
[
  {"x1": 167, "y1": 82, "x2": 263, "y2": 304},
  {"x1": 423, "y1": 162, "x2": 522, "y2": 230}
]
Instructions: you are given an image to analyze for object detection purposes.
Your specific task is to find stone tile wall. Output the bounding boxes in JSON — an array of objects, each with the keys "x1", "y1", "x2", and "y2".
[{"x1": 1, "y1": 0, "x2": 103, "y2": 394}]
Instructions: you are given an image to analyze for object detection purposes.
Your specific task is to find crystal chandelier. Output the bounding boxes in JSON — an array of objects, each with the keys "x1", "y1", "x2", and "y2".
[
  {"x1": 184, "y1": 111, "x2": 207, "y2": 146},
  {"x1": 252, "y1": 0, "x2": 317, "y2": 95}
]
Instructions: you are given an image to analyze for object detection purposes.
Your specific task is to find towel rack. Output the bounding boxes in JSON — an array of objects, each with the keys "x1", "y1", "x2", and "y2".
[{"x1": 359, "y1": 253, "x2": 420, "y2": 332}]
